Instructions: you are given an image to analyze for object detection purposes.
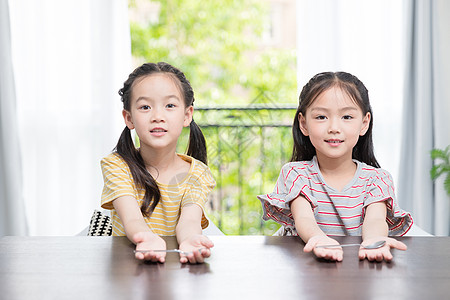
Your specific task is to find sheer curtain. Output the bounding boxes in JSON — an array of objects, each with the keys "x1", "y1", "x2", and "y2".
[
  {"x1": 8, "y1": 0, "x2": 131, "y2": 235},
  {"x1": 398, "y1": 0, "x2": 450, "y2": 236},
  {"x1": 296, "y1": 0, "x2": 404, "y2": 189},
  {"x1": 0, "y1": 0, "x2": 28, "y2": 236}
]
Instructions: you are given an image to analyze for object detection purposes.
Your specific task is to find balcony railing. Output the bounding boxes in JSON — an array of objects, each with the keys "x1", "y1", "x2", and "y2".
[{"x1": 179, "y1": 103, "x2": 297, "y2": 235}]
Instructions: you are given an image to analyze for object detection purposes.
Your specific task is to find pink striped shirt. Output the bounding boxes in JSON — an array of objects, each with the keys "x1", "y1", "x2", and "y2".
[{"x1": 258, "y1": 156, "x2": 413, "y2": 236}]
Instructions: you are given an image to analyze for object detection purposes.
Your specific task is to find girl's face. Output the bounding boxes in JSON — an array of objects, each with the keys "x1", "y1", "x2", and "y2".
[
  {"x1": 299, "y1": 86, "x2": 370, "y2": 162},
  {"x1": 122, "y1": 73, "x2": 193, "y2": 153}
]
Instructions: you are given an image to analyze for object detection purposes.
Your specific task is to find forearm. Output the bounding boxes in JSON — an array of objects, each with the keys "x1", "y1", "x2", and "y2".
[
  {"x1": 176, "y1": 217, "x2": 202, "y2": 245},
  {"x1": 112, "y1": 195, "x2": 158, "y2": 245},
  {"x1": 294, "y1": 216, "x2": 327, "y2": 243},
  {"x1": 362, "y1": 202, "x2": 389, "y2": 241},
  {"x1": 362, "y1": 217, "x2": 388, "y2": 240},
  {"x1": 290, "y1": 196, "x2": 326, "y2": 243},
  {"x1": 122, "y1": 218, "x2": 157, "y2": 244}
]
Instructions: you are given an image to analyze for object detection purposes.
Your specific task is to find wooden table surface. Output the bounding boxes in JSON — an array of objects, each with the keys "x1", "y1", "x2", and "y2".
[{"x1": 1, "y1": 235, "x2": 449, "y2": 299}]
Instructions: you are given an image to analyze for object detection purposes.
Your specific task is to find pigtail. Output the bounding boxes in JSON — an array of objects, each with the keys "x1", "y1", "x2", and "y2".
[
  {"x1": 186, "y1": 119, "x2": 208, "y2": 165},
  {"x1": 115, "y1": 126, "x2": 160, "y2": 217}
]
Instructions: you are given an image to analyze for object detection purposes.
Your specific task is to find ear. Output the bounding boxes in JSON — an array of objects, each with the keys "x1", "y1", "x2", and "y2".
[
  {"x1": 122, "y1": 109, "x2": 134, "y2": 130},
  {"x1": 298, "y1": 113, "x2": 309, "y2": 136},
  {"x1": 359, "y1": 112, "x2": 371, "y2": 136},
  {"x1": 183, "y1": 105, "x2": 194, "y2": 127}
]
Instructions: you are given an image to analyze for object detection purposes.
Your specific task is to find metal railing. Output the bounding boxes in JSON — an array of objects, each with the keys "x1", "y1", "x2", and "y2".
[{"x1": 187, "y1": 104, "x2": 297, "y2": 234}]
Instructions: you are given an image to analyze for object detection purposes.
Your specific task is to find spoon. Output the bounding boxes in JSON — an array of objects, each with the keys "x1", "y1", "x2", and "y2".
[
  {"x1": 134, "y1": 249, "x2": 192, "y2": 255},
  {"x1": 134, "y1": 248, "x2": 207, "y2": 255},
  {"x1": 315, "y1": 240, "x2": 386, "y2": 249}
]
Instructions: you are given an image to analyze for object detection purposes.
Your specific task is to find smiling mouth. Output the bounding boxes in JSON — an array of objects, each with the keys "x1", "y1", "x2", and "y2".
[
  {"x1": 150, "y1": 128, "x2": 167, "y2": 133},
  {"x1": 325, "y1": 139, "x2": 343, "y2": 144}
]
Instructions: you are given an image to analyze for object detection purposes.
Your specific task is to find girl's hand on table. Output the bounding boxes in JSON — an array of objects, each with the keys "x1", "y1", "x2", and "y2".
[
  {"x1": 179, "y1": 234, "x2": 214, "y2": 264},
  {"x1": 134, "y1": 232, "x2": 167, "y2": 262},
  {"x1": 304, "y1": 235, "x2": 343, "y2": 262},
  {"x1": 359, "y1": 236, "x2": 407, "y2": 262}
]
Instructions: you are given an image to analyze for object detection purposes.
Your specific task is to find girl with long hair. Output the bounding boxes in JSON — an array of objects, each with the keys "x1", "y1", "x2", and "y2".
[
  {"x1": 258, "y1": 72, "x2": 413, "y2": 262},
  {"x1": 101, "y1": 62, "x2": 215, "y2": 263}
]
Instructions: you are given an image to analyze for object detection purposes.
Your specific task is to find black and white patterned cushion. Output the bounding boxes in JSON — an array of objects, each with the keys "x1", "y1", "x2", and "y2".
[{"x1": 87, "y1": 210, "x2": 112, "y2": 236}]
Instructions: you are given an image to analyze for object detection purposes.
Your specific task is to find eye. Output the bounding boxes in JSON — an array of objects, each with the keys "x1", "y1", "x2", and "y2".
[
  {"x1": 166, "y1": 103, "x2": 176, "y2": 108},
  {"x1": 315, "y1": 115, "x2": 327, "y2": 120},
  {"x1": 139, "y1": 105, "x2": 150, "y2": 110},
  {"x1": 342, "y1": 115, "x2": 353, "y2": 120}
]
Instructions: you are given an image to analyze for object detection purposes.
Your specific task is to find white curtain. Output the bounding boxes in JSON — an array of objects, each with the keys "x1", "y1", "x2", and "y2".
[
  {"x1": 296, "y1": 1, "x2": 404, "y2": 192},
  {"x1": 7, "y1": 0, "x2": 131, "y2": 235},
  {"x1": 0, "y1": 0, "x2": 28, "y2": 236},
  {"x1": 398, "y1": 0, "x2": 450, "y2": 236}
]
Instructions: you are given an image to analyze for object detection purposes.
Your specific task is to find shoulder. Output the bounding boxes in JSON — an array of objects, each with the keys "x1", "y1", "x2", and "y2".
[
  {"x1": 101, "y1": 152, "x2": 130, "y2": 173},
  {"x1": 178, "y1": 154, "x2": 214, "y2": 181},
  {"x1": 101, "y1": 152, "x2": 125, "y2": 164},
  {"x1": 280, "y1": 159, "x2": 316, "y2": 178},
  {"x1": 356, "y1": 160, "x2": 394, "y2": 185},
  {"x1": 178, "y1": 153, "x2": 210, "y2": 173},
  {"x1": 178, "y1": 154, "x2": 215, "y2": 186}
]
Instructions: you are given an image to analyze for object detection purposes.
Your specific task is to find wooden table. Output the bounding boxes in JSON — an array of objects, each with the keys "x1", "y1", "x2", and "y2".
[{"x1": 1, "y1": 235, "x2": 449, "y2": 299}]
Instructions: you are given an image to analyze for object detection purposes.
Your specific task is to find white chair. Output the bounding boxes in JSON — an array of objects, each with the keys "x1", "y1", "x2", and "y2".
[
  {"x1": 77, "y1": 210, "x2": 224, "y2": 236},
  {"x1": 405, "y1": 223, "x2": 433, "y2": 236},
  {"x1": 203, "y1": 217, "x2": 225, "y2": 235}
]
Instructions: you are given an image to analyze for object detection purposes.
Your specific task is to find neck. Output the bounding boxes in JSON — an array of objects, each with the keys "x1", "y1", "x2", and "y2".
[
  {"x1": 315, "y1": 153, "x2": 356, "y2": 176},
  {"x1": 139, "y1": 145, "x2": 179, "y2": 174}
]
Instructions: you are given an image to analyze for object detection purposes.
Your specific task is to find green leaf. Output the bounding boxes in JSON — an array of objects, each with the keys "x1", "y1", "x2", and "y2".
[
  {"x1": 430, "y1": 165, "x2": 439, "y2": 179},
  {"x1": 430, "y1": 145, "x2": 450, "y2": 196},
  {"x1": 430, "y1": 148, "x2": 447, "y2": 160},
  {"x1": 445, "y1": 174, "x2": 450, "y2": 196}
]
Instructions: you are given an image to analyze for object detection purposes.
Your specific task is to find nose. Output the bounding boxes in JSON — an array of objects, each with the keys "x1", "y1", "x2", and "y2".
[
  {"x1": 151, "y1": 107, "x2": 164, "y2": 123},
  {"x1": 328, "y1": 118, "x2": 341, "y2": 134}
]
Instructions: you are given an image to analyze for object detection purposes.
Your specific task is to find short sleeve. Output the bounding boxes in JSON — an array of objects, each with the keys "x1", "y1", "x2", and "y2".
[
  {"x1": 181, "y1": 163, "x2": 216, "y2": 229},
  {"x1": 100, "y1": 153, "x2": 136, "y2": 210},
  {"x1": 363, "y1": 170, "x2": 413, "y2": 236},
  {"x1": 257, "y1": 163, "x2": 311, "y2": 227}
]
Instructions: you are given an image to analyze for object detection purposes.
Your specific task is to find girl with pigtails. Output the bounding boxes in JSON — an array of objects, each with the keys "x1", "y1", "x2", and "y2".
[{"x1": 101, "y1": 62, "x2": 215, "y2": 264}]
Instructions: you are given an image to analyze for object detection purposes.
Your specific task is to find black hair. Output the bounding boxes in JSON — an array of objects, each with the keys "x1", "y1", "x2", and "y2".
[
  {"x1": 291, "y1": 71, "x2": 380, "y2": 168},
  {"x1": 115, "y1": 62, "x2": 208, "y2": 216}
]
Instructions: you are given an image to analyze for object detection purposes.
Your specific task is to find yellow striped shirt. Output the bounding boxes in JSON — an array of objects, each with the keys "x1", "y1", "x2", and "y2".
[{"x1": 100, "y1": 152, "x2": 215, "y2": 236}]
